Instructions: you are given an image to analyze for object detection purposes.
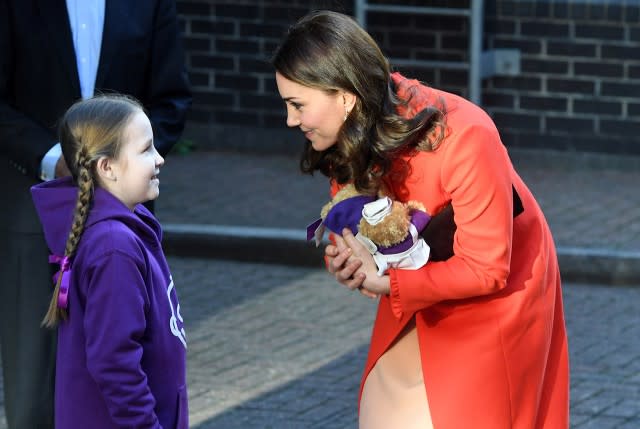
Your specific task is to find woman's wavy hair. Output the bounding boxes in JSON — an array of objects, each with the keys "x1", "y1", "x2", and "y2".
[
  {"x1": 272, "y1": 10, "x2": 445, "y2": 194},
  {"x1": 42, "y1": 94, "x2": 143, "y2": 328}
]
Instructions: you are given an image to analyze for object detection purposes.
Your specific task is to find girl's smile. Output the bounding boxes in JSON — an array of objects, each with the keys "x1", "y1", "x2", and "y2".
[{"x1": 100, "y1": 111, "x2": 164, "y2": 210}]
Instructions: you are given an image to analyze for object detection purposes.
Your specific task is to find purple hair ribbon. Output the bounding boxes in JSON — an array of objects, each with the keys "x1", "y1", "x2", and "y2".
[{"x1": 49, "y1": 254, "x2": 71, "y2": 309}]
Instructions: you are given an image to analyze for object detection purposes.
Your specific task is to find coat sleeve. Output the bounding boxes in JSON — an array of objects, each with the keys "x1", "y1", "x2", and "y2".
[
  {"x1": 389, "y1": 124, "x2": 514, "y2": 318},
  {"x1": 145, "y1": 0, "x2": 192, "y2": 157},
  {"x1": 83, "y1": 250, "x2": 162, "y2": 429},
  {"x1": 0, "y1": 0, "x2": 57, "y2": 179}
]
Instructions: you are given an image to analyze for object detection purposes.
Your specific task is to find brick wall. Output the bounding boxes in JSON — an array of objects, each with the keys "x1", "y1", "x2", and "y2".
[
  {"x1": 177, "y1": 0, "x2": 640, "y2": 155},
  {"x1": 485, "y1": 1, "x2": 640, "y2": 154}
]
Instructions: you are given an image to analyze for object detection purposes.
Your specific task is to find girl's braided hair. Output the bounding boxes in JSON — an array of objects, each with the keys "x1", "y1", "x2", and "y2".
[{"x1": 42, "y1": 94, "x2": 143, "y2": 327}]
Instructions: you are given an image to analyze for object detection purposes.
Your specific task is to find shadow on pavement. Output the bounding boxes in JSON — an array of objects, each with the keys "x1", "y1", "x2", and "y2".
[{"x1": 192, "y1": 345, "x2": 367, "y2": 429}]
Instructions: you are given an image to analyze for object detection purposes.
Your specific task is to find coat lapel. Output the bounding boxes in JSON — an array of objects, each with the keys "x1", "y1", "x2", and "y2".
[
  {"x1": 95, "y1": 0, "x2": 124, "y2": 89},
  {"x1": 36, "y1": 0, "x2": 80, "y2": 96}
]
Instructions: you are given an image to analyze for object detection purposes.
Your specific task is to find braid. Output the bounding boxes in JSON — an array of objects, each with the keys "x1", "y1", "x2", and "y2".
[
  {"x1": 42, "y1": 94, "x2": 143, "y2": 327},
  {"x1": 41, "y1": 150, "x2": 94, "y2": 328},
  {"x1": 65, "y1": 151, "x2": 94, "y2": 256}
]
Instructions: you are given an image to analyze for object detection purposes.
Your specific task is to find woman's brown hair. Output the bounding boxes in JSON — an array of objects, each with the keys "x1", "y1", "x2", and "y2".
[{"x1": 272, "y1": 10, "x2": 445, "y2": 194}]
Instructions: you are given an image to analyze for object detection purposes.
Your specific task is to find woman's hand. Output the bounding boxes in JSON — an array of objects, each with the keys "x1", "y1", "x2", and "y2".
[
  {"x1": 325, "y1": 230, "x2": 378, "y2": 299},
  {"x1": 340, "y1": 229, "x2": 391, "y2": 296}
]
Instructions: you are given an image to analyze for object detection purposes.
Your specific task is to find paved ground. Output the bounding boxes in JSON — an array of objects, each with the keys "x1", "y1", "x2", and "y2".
[
  {"x1": 177, "y1": 260, "x2": 640, "y2": 429},
  {"x1": 1, "y1": 258, "x2": 637, "y2": 428},
  {"x1": 0, "y1": 148, "x2": 638, "y2": 428}
]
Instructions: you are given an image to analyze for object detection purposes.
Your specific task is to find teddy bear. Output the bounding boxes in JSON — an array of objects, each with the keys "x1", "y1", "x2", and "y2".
[{"x1": 307, "y1": 184, "x2": 432, "y2": 275}]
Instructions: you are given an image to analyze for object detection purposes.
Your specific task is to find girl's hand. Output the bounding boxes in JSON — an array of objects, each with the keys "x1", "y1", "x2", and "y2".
[
  {"x1": 325, "y1": 232, "x2": 378, "y2": 299},
  {"x1": 341, "y1": 229, "x2": 390, "y2": 296}
]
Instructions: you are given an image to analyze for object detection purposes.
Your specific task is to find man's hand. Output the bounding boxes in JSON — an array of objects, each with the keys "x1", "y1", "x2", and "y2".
[{"x1": 55, "y1": 155, "x2": 71, "y2": 178}]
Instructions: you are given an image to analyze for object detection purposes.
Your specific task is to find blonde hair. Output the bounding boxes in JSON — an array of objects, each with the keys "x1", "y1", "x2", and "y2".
[{"x1": 42, "y1": 94, "x2": 144, "y2": 328}]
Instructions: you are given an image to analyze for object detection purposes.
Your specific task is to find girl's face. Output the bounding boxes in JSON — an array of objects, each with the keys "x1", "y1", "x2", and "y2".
[
  {"x1": 275, "y1": 72, "x2": 351, "y2": 152},
  {"x1": 107, "y1": 111, "x2": 164, "y2": 210}
]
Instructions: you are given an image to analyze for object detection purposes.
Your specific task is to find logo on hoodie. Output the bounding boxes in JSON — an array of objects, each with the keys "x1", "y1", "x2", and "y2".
[{"x1": 167, "y1": 276, "x2": 186, "y2": 348}]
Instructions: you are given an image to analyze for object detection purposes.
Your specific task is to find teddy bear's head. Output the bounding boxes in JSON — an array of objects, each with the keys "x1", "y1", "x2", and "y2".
[
  {"x1": 358, "y1": 199, "x2": 411, "y2": 247},
  {"x1": 318, "y1": 184, "x2": 429, "y2": 250},
  {"x1": 308, "y1": 183, "x2": 432, "y2": 275}
]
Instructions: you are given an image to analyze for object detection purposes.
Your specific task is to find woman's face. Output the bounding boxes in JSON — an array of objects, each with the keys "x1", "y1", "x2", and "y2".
[{"x1": 275, "y1": 72, "x2": 350, "y2": 152}]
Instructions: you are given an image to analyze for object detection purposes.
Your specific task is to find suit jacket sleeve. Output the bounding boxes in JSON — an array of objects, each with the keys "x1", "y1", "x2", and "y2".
[
  {"x1": 388, "y1": 124, "x2": 514, "y2": 318},
  {"x1": 0, "y1": 0, "x2": 58, "y2": 179},
  {"x1": 145, "y1": 0, "x2": 192, "y2": 157}
]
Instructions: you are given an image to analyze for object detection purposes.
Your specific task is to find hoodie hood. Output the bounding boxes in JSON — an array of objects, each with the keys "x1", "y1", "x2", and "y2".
[{"x1": 31, "y1": 177, "x2": 162, "y2": 257}]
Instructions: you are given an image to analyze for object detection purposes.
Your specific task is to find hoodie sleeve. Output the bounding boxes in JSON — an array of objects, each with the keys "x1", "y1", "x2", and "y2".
[{"x1": 83, "y1": 250, "x2": 162, "y2": 429}]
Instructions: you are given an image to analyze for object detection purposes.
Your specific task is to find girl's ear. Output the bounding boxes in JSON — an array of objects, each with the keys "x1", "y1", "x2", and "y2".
[{"x1": 95, "y1": 156, "x2": 117, "y2": 182}]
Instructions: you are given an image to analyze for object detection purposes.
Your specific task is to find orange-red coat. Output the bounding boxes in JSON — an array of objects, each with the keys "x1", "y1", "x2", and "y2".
[{"x1": 337, "y1": 73, "x2": 570, "y2": 428}]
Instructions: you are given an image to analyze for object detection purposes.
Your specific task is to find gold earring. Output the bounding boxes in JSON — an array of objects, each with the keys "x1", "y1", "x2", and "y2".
[{"x1": 343, "y1": 93, "x2": 349, "y2": 122}]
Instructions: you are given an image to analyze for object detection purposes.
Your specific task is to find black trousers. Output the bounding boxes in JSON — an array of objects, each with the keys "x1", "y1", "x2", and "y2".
[
  {"x1": 0, "y1": 164, "x2": 55, "y2": 429},
  {"x1": 0, "y1": 230, "x2": 56, "y2": 429}
]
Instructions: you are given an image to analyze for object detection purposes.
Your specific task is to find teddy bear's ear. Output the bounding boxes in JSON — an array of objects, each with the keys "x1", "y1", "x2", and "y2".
[
  {"x1": 320, "y1": 200, "x2": 334, "y2": 219},
  {"x1": 377, "y1": 183, "x2": 392, "y2": 198},
  {"x1": 406, "y1": 200, "x2": 427, "y2": 213},
  {"x1": 340, "y1": 184, "x2": 362, "y2": 199}
]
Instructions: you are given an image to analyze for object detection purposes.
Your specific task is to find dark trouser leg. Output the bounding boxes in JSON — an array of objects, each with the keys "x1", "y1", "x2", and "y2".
[{"x1": 0, "y1": 230, "x2": 56, "y2": 429}]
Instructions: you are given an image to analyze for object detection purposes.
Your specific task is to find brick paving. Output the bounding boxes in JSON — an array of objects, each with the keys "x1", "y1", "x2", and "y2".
[{"x1": 2, "y1": 257, "x2": 637, "y2": 428}]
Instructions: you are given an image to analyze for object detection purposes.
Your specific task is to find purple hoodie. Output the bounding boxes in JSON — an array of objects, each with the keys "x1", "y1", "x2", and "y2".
[{"x1": 31, "y1": 177, "x2": 187, "y2": 429}]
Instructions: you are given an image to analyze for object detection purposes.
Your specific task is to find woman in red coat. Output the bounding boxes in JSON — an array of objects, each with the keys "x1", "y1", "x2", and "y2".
[{"x1": 273, "y1": 10, "x2": 569, "y2": 429}]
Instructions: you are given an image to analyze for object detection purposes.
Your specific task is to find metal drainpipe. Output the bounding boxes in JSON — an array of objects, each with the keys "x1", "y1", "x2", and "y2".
[
  {"x1": 356, "y1": 0, "x2": 367, "y2": 28},
  {"x1": 469, "y1": 0, "x2": 484, "y2": 105},
  {"x1": 354, "y1": 1, "x2": 484, "y2": 105}
]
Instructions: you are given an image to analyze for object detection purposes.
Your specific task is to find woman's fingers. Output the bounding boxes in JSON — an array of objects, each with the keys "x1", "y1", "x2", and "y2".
[
  {"x1": 337, "y1": 259, "x2": 363, "y2": 287},
  {"x1": 325, "y1": 229, "x2": 380, "y2": 299},
  {"x1": 358, "y1": 289, "x2": 379, "y2": 299},
  {"x1": 334, "y1": 233, "x2": 348, "y2": 253},
  {"x1": 341, "y1": 228, "x2": 366, "y2": 256},
  {"x1": 326, "y1": 246, "x2": 352, "y2": 274}
]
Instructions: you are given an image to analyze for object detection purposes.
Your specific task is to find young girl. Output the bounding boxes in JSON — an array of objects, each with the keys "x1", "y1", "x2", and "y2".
[
  {"x1": 30, "y1": 95, "x2": 188, "y2": 428},
  {"x1": 273, "y1": 10, "x2": 569, "y2": 429}
]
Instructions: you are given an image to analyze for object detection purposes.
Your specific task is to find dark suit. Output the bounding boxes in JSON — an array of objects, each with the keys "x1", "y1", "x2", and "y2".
[{"x1": 0, "y1": 1, "x2": 191, "y2": 427}]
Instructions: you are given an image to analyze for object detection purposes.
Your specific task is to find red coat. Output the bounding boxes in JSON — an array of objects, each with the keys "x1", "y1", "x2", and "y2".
[{"x1": 344, "y1": 74, "x2": 569, "y2": 428}]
